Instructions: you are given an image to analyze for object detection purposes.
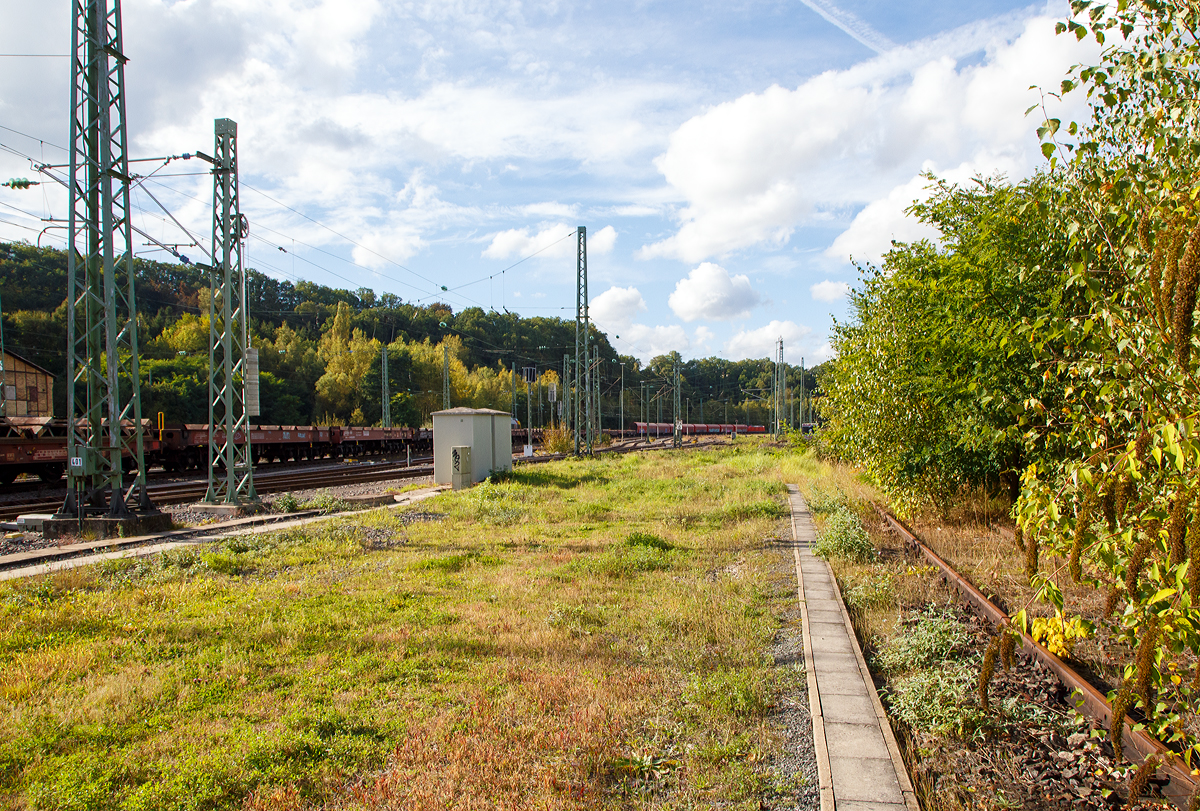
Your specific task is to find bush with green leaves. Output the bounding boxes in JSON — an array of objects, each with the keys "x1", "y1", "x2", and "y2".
[
  {"x1": 812, "y1": 507, "x2": 876, "y2": 563},
  {"x1": 874, "y1": 607, "x2": 972, "y2": 674},
  {"x1": 804, "y1": 484, "x2": 847, "y2": 515},
  {"x1": 842, "y1": 572, "x2": 895, "y2": 611},
  {"x1": 886, "y1": 664, "x2": 986, "y2": 738}
]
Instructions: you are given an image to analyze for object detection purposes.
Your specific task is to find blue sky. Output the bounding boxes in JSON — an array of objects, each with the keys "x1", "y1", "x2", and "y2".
[{"x1": 0, "y1": 0, "x2": 1097, "y2": 363}]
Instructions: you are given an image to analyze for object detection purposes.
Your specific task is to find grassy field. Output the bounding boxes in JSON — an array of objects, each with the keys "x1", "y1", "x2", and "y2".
[{"x1": 0, "y1": 443, "x2": 818, "y2": 810}]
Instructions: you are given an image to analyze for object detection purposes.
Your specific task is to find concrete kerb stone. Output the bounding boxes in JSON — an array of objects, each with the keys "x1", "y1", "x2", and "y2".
[
  {"x1": 787, "y1": 484, "x2": 920, "y2": 811},
  {"x1": 790, "y1": 485, "x2": 835, "y2": 811}
]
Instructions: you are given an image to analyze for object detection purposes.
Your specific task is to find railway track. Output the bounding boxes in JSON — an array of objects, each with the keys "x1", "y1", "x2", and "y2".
[
  {"x1": 0, "y1": 437, "x2": 730, "y2": 580},
  {"x1": 0, "y1": 436, "x2": 729, "y2": 521},
  {"x1": 876, "y1": 506, "x2": 1198, "y2": 807},
  {"x1": 0, "y1": 460, "x2": 437, "y2": 521}
]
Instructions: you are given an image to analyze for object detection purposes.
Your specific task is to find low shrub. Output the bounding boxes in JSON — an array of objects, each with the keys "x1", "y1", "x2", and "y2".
[
  {"x1": 686, "y1": 668, "x2": 767, "y2": 719},
  {"x1": 886, "y1": 664, "x2": 985, "y2": 737},
  {"x1": 302, "y1": 492, "x2": 351, "y2": 514},
  {"x1": 274, "y1": 493, "x2": 300, "y2": 513},
  {"x1": 625, "y1": 531, "x2": 673, "y2": 551},
  {"x1": 842, "y1": 572, "x2": 895, "y2": 611},
  {"x1": 718, "y1": 499, "x2": 785, "y2": 523},
  {"x1": 542, "y1": 426, "x2": 572, "y2": 454},
  {"x1": 874, "y1": 607, "x2": 972, "y2": 674},
  {"x1": 570, "y1": 544, "x2": 672, "y2": 578},
  {"x1": 812, "y1": 508, "x2": 876, "y2": 563},
  {"x1": 805, "y1": 485, "x2": 848, "y2": 514}
]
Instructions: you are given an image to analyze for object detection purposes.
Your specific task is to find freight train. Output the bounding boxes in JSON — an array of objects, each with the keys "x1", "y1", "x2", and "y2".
[
  {"x1": 0, "y1": 416, "x2": 439, "y2": 485},
  {"x1": 634, "y1": 422, "x2": 767, "y2": 437}
]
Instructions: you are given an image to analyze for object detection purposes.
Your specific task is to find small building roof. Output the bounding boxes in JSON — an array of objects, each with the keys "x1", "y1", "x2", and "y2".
[
  {"x1": 431, "y1": 407, "x2": 512, "y2": 417},
  {"x1": 2, "y1": 349, "x2": 55, "y2": 378}
]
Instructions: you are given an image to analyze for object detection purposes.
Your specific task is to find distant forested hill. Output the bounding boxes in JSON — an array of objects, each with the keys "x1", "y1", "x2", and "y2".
[{"x1": 0, "y1": 241, "x2": 822, "y2": 426}]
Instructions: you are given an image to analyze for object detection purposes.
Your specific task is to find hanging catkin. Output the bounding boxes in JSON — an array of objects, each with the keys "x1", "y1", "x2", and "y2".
[
  {"x1": 1136, "y1": 427, "x2": 1151, "y2": 462},
  {"x1": 1168, "y1": 487, "x2": 1192, "y2": 566},
  {"x1": 1190, "y1": 500, "x2": 1200, "y2": 602},
  {"x1": 1013, "y1": 522, "x2": 1025, "y2": 553},
  {"x1": 1111, "y1": 679, "x2": 1133, "y2": 761},
  {"x1": 1135, "y1": 616, "x2": 1159, "y2": 708},
  {"x1": 1114, "y1": 474, "x2": 1132, "y2": 524},
  {"x1": 1126, "y1": 756, "x2": 1159, "y2": 810},
  {"x1": 1174, "y1": 219, "x2": 1200, "y2": 367},
  {"x1": 1102, "y1": 484, "x2": 1117, "y2": 531},
  {"x1": 1071, "y1": 489, "x2": 1096, "y2": 582},
  {"x1": 1163, "y1": 224, "x2": 1188, "y2": 328},
  {"x1": 1104, "y1": 583, "x2": 1122, "y2": 618},
  {"x1": 1125, "y1": 527, "x2": 1156, "y2": 596},
  {"x1": 999, "y1": 628, "x2": 1017, "y2": 670}
]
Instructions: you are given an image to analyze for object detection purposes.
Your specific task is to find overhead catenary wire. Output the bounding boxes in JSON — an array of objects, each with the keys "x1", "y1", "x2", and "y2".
[
  {"x1": 240, "y1": 181, "x2": 442, "y2": 291},
  {"x1": 3, "y1": 138, "x2": 600, "y2": 360},
  {"x1": 415, "y1": 229, "x2": 576, "y2": 304},
  {"x1": 142, "y1": 177, "x2": 490, "y2": 309},
  {"x1": 3, "y1": 135, "x2": 568, "y2": 320}
]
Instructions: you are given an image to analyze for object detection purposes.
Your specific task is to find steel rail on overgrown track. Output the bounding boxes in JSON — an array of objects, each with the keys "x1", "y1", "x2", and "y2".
[{"x1": 875, "y1": 506, "x2": 1198, "y2": 807}]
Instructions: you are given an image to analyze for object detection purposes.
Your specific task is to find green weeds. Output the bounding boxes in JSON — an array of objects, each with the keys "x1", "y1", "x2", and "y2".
[
  {"x1": 812, "y1": 507, "x2": 877, "y2": 563},
  {"x1": 0, "y1": 445, "x2": 806, "y2": 810}
]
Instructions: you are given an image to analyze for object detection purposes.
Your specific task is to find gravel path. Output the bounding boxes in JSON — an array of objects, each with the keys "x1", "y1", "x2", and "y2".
[
  {"x1": 764, "y1": 520, "x2": 821, "y2": 811},
  {"x1": 167, "y1": 474, "x2": 435, "y2": 526}
]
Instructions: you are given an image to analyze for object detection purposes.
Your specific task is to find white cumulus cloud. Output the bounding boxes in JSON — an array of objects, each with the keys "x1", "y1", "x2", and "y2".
[
  {"x1": 810, "y1": 280, "x2": 851, "y2": 302},
  {"x1": 591, "y1": 285, "x2": 688, "y2": 361},
  {"x1": 483, "y1": 224, "x2": 576, "y2": 260},
  {"x1": 624, "y1": 324, "x2": 690, "y2": 359},
  {"x1": 668, "y1": 262, "x2": 761, "y2": 322},
  {"x1": 588, "y1": 225, "x2": 618, "y2": 255},
  {"x1": 483, "y1": 223, "x2": 616, "y2": 260},
  {"x1": 590, "y1": 285, "x2": 647, "y2": 333},
  {"x1": 724, "y1": 320, "x2": 812, "y2": 361},
  {"x1": 640, "y1": 12, "x2": 1098, "y2": 263}
]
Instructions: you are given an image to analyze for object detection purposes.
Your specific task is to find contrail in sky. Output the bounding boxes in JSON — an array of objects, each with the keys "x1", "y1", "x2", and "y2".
[{"x1": 798, "y1": 0, "x2": 895, "y2": 53}]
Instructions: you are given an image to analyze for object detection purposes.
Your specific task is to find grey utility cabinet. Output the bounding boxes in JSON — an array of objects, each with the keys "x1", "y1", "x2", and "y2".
[{"x1": 431, "y1": 408, "x2": 512, "y2": 486}]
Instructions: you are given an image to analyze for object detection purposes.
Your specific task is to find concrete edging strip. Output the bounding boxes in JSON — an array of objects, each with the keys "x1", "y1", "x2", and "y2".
[
  {"x1": 787, "y1": 484, "x2": 920, "y2": 811},
  {"x1": 790, "y1": 486, "x2": 835, "y2": 811}
]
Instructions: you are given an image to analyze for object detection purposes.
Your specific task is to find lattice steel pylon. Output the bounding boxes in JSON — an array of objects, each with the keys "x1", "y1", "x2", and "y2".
[
  {"x1": 774, "y1": 338, "x2": 785, "y2": 438},
  {"x1": 204, "y1": 118, "x2": 257, "y2": 506},
  {"x1": 574, "y1": 226, "x2": 592, "y2": 456},
  {"x1": 381, "y1": 347, "x2": 390, "y2": 428},
  {"x1": 59, "y1": 0, "x2": 154, "y2": 518},
  {"x1": 672, "y1": 357, "x2": 682, "y2": 449}
]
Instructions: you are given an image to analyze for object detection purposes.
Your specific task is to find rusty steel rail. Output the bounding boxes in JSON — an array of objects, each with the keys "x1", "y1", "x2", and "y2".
[{"x1": 875, "y1": 507, "x2": 1198, "y2": 808}]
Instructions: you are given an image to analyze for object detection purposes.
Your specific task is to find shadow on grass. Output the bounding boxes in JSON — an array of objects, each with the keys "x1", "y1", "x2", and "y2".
[{"x1": 491, "y1": 468, "x2": 610, "y2": 490}]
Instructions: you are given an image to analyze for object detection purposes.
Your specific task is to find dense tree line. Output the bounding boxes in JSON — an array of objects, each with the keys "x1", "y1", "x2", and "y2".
[
  {"x1": 822, "y1": 0, "x2": 1200, "y2": 774},
  {"x1": 0, "y1": 242, "x2": 821, "y2": 427}
]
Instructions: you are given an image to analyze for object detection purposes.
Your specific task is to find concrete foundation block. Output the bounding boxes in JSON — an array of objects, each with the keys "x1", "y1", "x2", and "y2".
[{"x1": 41, "y1": 511, "x2": 174, "y2": 541}]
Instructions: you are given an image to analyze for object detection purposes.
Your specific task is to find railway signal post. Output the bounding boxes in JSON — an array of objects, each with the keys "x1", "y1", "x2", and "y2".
[{"x1": 49, "y1": 0, "x2": 169, "y2": 538}]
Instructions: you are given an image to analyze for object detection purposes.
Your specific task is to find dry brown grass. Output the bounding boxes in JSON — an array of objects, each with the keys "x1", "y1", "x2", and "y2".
[{"x1": 330, "y1": 666, "x2": 656, "y2": 811}]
